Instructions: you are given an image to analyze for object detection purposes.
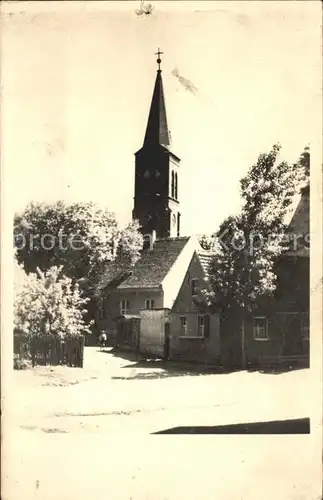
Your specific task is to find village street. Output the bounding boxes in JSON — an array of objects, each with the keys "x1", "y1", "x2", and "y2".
[
  {"x1": 8, "y1": 347, "x2": 313, "y2": 434},
  {"x1": 3, "y1": 348, "x2": 321, "y2": 500}
]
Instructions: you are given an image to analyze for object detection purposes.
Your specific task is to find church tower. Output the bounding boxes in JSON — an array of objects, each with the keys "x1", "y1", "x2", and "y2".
[{"x1": 133, "y1": 49, "x2": 181, "y2": 239}]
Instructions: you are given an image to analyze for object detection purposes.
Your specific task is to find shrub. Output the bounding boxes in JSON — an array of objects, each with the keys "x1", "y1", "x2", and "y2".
[
  {"x1": 13, "y1": 354, "x2": 32, "y2": 370},
  {"x1": 14, "y1": 265, "x2": 92, "y2": 339}
]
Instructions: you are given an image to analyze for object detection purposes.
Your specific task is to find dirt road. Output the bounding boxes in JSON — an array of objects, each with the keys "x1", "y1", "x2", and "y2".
[{"x1": 3, "y1": 348, "x2": 320, "y2": 500}]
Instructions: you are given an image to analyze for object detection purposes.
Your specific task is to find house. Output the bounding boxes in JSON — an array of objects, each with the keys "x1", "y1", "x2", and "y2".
[
  {"x1": 98, "y1": 235, "x2": 220, "y2": 362},
  {"x1": 169, "y1": 250, "x2": 220, "y2": 364},
  {"x1": 243, "y1": 149, "x2": 310, "y2": 369},
  {"x1": 98, "y1": 235, "x2": 201, "y2": 345},
  {"x1": 96, "y1": 51, "x2": 221, "y2": 363}
]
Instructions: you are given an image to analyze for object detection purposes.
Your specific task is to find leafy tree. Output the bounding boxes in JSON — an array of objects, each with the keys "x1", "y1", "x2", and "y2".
[
  {"x1": 205, "y1": 144, "x2": 308, "y2": 312},
  {"x1": 14, "y1": 203, "x2": 142, "y2": 293},
  {"x1": 199, "y1": 234, "x2": 217, "y2": 251},
  {"x1": 14, "y1": 201, "x2": 143, "y2": 335},
  {"x1": 115, "y1": 220, "x2": 144, "y2": 265},
  {"x1": 14, "y1": 250, "x2": 27, "y2": 298},
  {"x1": 14, "y1": 201, "x2": 119, "y2": 280}
]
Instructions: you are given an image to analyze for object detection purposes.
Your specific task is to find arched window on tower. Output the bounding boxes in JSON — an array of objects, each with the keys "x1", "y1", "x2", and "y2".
[
  {"x1": 175, "y1": 173, "x2": 178, "y2": 200},
  {"x1": 171, "y1": 171, "x2": 175, "y2": 198}
]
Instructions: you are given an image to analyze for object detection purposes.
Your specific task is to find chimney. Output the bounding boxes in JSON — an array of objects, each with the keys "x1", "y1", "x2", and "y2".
[
  {"x1": 150, "y1": 230, "x2": 157, "y2": 250},
  {"x1": 143, "y1": 230, "x2": 157, "y2": 251}
]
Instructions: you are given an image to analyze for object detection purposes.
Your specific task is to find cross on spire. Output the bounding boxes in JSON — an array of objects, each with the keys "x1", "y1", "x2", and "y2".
[{"x1": 155, "y1": 48, "x2": 163, "y2": 71}]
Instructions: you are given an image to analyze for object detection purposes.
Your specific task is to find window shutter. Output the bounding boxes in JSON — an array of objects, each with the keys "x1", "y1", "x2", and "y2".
[{"x1": 204, "y1": 315, "x2": 210, "y2": 338}]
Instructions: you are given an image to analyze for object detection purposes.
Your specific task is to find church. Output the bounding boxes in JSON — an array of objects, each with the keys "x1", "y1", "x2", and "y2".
[
  {"x1": 97, "y1": 50, "x2": 310, "y2": 369},
  {"x1": 96, "y1": 50, "x2": 221, "y2": 363}
]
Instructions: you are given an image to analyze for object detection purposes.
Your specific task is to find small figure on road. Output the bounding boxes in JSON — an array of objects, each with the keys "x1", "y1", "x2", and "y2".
[{"x1": 99, "y1": 331, "x2": 107, "y2": 350}]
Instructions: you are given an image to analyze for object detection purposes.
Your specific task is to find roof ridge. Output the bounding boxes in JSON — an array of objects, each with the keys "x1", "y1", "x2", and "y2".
[
  {"x1": 117, "y1": 236, "x2": 190, "y2": 289},
  {"x1": 155, "y1": 236, "x2": 190, "y2": 242}
]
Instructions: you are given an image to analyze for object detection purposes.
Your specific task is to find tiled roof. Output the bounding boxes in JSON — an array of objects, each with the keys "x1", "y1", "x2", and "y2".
[
  {"x1": 283, "y1": 184, "x2": 309, "y2": 257},
  {"x1": 97, "y1": 263, "x2": 133, "y2": 291},
  {"x1": 197, "y1": 251, "x2": 213, "y2": 277},
  {"x1": 286, "y1": 186, "x2": 309, "y2": 236},
  {"x1": 284, "y1": 148, "x2": 309, "y2": 227},
  {"x1": 118, "y1": 237, "x2": 190, "y2": 289}
]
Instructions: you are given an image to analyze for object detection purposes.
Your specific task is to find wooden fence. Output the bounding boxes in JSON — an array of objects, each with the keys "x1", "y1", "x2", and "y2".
[{"x1": 14, "y1": 334, "x2": 85, "y2": 368}]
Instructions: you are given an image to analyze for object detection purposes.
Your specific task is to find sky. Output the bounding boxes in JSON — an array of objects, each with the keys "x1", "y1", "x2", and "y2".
[{"x1": 1, "y1": 1, "x2": 321, "y2": 236}]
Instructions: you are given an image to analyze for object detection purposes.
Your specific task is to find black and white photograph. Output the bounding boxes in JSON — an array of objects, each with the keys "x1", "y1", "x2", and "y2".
[{"x1": 1, "y1": 1, "x2": 322, "y2": 499}]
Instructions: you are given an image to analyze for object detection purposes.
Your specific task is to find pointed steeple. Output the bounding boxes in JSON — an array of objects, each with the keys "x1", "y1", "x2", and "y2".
[
  {"x1": 133, "y1": 50, "x2": 181, "y2": 239},
  {"x1": 143, "y1": 49, "x2": 171, "y2": 148}
]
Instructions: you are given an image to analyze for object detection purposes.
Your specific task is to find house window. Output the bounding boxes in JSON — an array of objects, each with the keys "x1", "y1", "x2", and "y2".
[
  {"x1": 180, "y1": 316, "x2": 187, "y2": 336},
  {"x1": 120, "y1": 299, "x2": 129, "y2": 315},
  {"x1": 175, "y1": 172, "x2": 178, "y2": 199},
  {"x1": 253, "y1": 317, "x2": 269, "y2": 341},
  {"x1": 198, "y1": 315, "x2": 210, "y2": 337},
  {"x1": 198, "y1": 315, "x2": 204, "y2": 336},
  {"x1": 145, "y1": 299, "x2": 155, "y2": 309},
  {"x1": 171, "y1": 171, "x2": 175, "y2": 198},
  {"x1": 191, "y1": 278, "x2": 198, "y2": 296}
]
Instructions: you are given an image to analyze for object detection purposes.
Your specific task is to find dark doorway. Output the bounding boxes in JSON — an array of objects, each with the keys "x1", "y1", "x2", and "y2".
[
  {"x1": 164, "y1": 322, "x2": 170, "y2": 360},
  {"x1": 220, "y1": 314, "x2": 242, "y2": 369}
]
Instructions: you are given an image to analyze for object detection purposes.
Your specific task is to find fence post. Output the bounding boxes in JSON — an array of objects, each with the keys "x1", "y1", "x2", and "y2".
[
  {"x1": 241, "y1": 319, "x2": 246, "y2": 369},
  {"x1": 31, "y1": 337, "x2": 35, "y2": 367},
  {"x1": 79, "y1": 336, "x2": 84, "y2": 368}
]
